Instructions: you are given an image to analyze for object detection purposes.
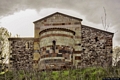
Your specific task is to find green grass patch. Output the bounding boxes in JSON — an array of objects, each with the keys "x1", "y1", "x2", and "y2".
[{"x1": 0, "y1": 67, "x2": 120, "y2": 80}]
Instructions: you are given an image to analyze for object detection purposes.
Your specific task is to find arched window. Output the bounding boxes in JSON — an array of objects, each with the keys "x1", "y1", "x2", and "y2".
[
  {"x1": 52, "y1": 40, "x2": 56, "y2": 46},
  {"x1": 52, "y1": 40, "x2": 56, "y2": 53}
]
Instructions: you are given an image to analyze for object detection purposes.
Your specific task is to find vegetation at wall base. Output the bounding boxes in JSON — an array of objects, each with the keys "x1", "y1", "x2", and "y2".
[{"x1": 0, "y1": 66, "x2": 120, "y2": 80}]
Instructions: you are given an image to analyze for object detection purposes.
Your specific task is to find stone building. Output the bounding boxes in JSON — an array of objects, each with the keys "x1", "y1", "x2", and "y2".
[
  {"x1": 9, "y1": 12, "x2": 114, "y2": 70},
  {"x1": 9, "y1": 38, "x2": 35, "y2": 70}
]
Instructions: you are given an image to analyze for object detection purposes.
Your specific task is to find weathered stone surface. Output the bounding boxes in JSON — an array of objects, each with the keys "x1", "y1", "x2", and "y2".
[
  {"x1": 77, "y1": 25, "x2": 113, "y2": 67},
  {"x1": 9, "y1": 38, "x2": 34, "y2": 70},
  {"x1": 9, "y1": 12, "x2": 114, "y2": 70}
]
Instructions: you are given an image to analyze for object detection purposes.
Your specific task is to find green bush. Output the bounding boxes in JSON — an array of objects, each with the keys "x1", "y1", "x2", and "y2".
[{"x1": 0, "y1": 67, "x2": 120, "y2": 80}]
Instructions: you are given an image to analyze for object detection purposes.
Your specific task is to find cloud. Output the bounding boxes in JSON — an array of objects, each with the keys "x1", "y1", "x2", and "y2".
[
  {"x1": 0, "y1": 0, "x2": 119, "y2": 25},
  {"x1": 0, "y1": 0, "x2": 120, "y2": 47},
  {"x1": 0, "y1": 0, "x2": 119, "y2": 24}
]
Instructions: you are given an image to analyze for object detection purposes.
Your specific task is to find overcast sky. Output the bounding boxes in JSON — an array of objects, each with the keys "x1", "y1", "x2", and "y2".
[{"x1": 0, "y1": 0, "x2": 119, "y2": 47}]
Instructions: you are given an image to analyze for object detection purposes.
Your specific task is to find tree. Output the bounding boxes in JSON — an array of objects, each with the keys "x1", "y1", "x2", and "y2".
[
  {"x1": 0, "y1": 27, "x2": 10, "y2": 72},
  {"x1": 113, "y1": 46, "x2": 120, "y2": 66},
  {"x1": 101, "y1": 7, "x2": 110, "y2": 31}
]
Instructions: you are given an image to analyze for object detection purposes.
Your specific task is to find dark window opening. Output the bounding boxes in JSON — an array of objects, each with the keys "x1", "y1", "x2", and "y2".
[
  {"x1": 95, "y1": 37, "x2": 99, "y2": 42},
  {"x1": 53, "y1": 40, "x2": 56, "y2": 45},
  {"x1": 71, "y1": 55, "x2": 73, "y2": 58},
  {"x1": 77, "y1": 43, "x2": 81, "y2": 46},
  {"x1": 52, "y1": 40, "x2": 56, "y2": 53},
  {"x1": 28, "y1": 42, "x2": 30, "y2": 48},
  {"x1": 110, "y1": 50, "x2": 113, "y2": 53},
  {"x1": 103, "y1": 46, "x2": 105, "y2": 49},
  {"x1": 83, "y1": 49, "x2": 85, "y2": 51},
  {"x1": 73, "y1": 32, "x2": 75, "y2": 35}
]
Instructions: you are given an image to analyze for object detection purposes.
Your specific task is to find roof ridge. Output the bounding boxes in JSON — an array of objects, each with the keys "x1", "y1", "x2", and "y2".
[
  {"x1": 33, "y1": 12, "x2": 83, "y2": 23},
  {"x1": 82, "y1": 25, "x2": 114, "y2": 35}
]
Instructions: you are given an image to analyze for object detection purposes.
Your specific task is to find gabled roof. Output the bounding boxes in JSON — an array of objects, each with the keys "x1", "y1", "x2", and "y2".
[
  {"x1": 82, "y1": 25, "x2": 114, "y2": 36},
  {"x1": 33, "y1": 12, "x2": 83, "y2": 23}
]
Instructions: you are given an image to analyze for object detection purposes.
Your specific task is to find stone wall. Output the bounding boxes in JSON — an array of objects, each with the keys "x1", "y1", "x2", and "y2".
[
  {"x1": 39, "y1": 45, "x2": 73, "y2": 70},
  {"x1": 39, "y1": 28, "x2": 74, "y2": 70},
  {"x1": 34, "y1": 13, "x2": 82, "y2": 69},
  {"x1": 8, "y1": 12, "x2": 114, "y2": 70},
  {"x1": 9, "y1": 38, "x2": 34, "y2": 70},
  {"x1": 34, "y1": 13, "x2": 82, "y2": 32},
  {"x1": 39, "y1": 28, "x2": 74, "y2": 48},
  {"x1": 40, "y1": 45, "x2": 73, "y2": 60},
  {"x1": 34, "y1": 27, "x2": 40, "y2": 38},
  {"x1": 78, "y1": 25, "x2": 113, "y2": 67},
  {"x1": 33, "y1": 26, "x2": 40, "y2": 68}
]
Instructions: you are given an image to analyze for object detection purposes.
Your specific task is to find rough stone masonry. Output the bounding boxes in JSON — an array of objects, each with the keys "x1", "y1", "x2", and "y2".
[{"x1": 8, "y1": 12, "x2": 114, "y2": 70}]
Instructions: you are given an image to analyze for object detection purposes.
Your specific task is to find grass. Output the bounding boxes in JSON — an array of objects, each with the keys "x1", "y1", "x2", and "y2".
[{"x1": 0, "y1": 67, "x2": 120, "y2": 80}]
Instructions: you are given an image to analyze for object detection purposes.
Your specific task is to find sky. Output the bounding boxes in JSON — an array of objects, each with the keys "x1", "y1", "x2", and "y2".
[{"x1": 0, "y1": 0, "x2": 120, "y2": 47}]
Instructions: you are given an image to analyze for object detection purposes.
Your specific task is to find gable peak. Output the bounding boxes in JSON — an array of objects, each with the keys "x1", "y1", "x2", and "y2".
[{"x1": 33, "y1": 12, "x2": 83, "y2": 23}]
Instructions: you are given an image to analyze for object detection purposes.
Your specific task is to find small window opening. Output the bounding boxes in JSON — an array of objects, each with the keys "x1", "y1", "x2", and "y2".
[
  {"x1": 77, "y1": 43, "x2": 81, "y2": 46},
  {"x1": 110, "y1": 50, "x2": 113, "y2": 53},
  {"x1": 73, "y1": 32, "x2": 75, "y2": 35},
  {"x1": 28, "y1": 42, "x2": 30, "y2": 48},
  {"x1": 95, "y1": 37, "x2": 99, "y2": 42},
  {"x1": 83, "y1": 49, "x2": 85, "y2": 51},
  {"x1": 52, "y1": 40, "x2": 56, "y2": 53},
  {"x1": 53, "y1": 40, "x2": 56, "y2": 46}
]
